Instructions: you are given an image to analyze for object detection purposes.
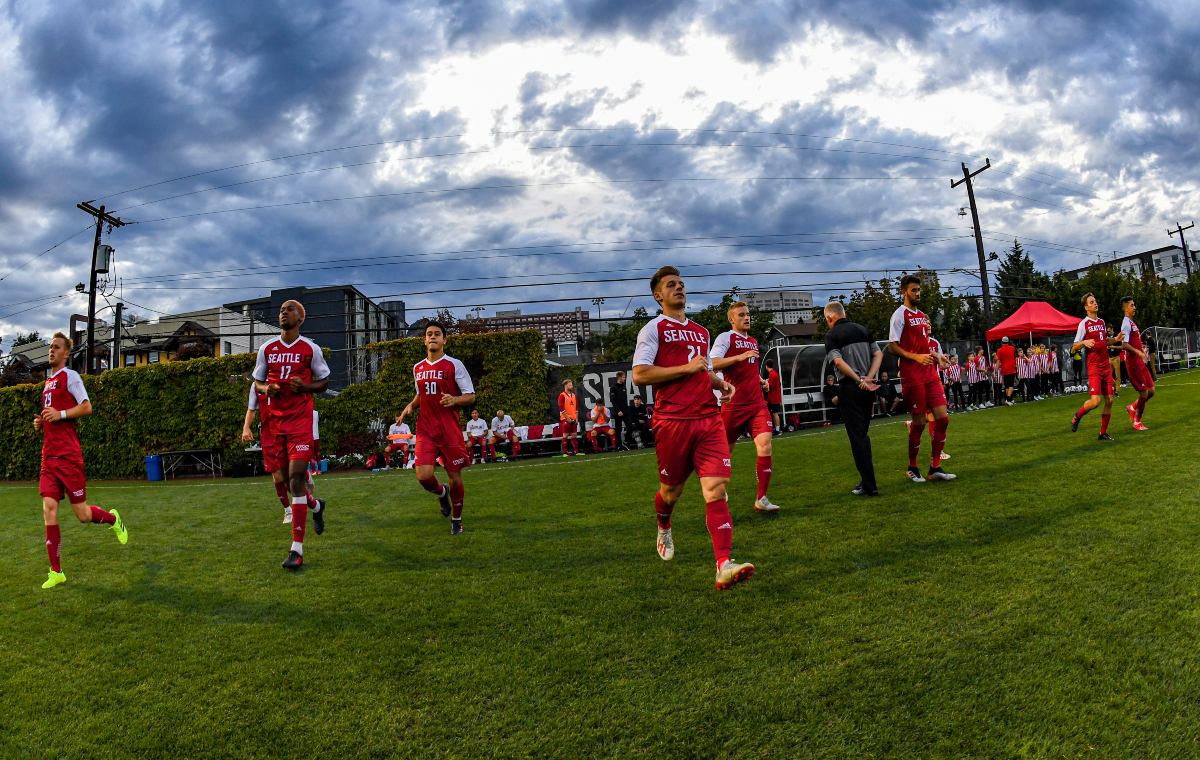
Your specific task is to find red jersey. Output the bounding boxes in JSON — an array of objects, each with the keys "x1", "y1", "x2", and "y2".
[
  {"x1": 633, "y1": 315, "x2": 716, "y2": 420},
  {"x1": 1120, "y1": 316, "x2": 1147, "y2": 368},
  {"x1": 40, "y1": 367, "x2": 89, "y2": 463},
  {"x1": 252, "y1": 335, "x2": 331, "y2": 437},
  {"x1": 997, "y1": 344, "x2": 1016, "y2": 374},
  {"x1": 1073, "y1": 317, "x2": 1111, "y2": 373},
  {"x1": 711, "y1": 330, "x2": 767, "y2": 410},
  {"x1": 413, "y1": 355, "x2": 474, "y2": 441},
  {"x1": 766, "y1": 369, "x2": 781, "y2": 404},
  {"x1": 247, "y1": 384, "x2": 273, "y2": 435},
  {"x1": 888, "y1": 305, "x2": 937, "y2": 384}
]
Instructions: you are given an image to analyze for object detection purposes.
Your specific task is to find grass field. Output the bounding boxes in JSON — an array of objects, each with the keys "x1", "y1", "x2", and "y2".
[{"x1": 3, "y1": 373, "x2": 1200, "y2": 759}]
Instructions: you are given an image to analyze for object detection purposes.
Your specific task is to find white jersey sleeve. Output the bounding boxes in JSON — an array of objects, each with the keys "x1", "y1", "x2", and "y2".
[
  {"x1": 65, "y1": 369, "x2": 89, "y2": 405},
  {"x1": 252, "y1": 342, "x2": 269, "y2": 382},
  {"x1": 466, "y1": 418, "x2": 488, "y2": 436},
  {"x1": 1120, "y1": 317, "x2": 1133, "y2": 342},
  {"x1": 1074, "y1": 319, "x2": 1088, "y2": 344},
  {"x1": 632, "y1": 319, "x2": 660, "y2": 367},
  {"x1": 710, "y1": 330, "x2": 732, "y2": 360},
  {"x1": 449, "y1": 356, "x2": 475, "y2": 395},
  {"x1": 306, "y1": 338, "x2": 331, "y2": 381},
  {"x1": 312, "y1": 410, "x2": 320, "y2": 440},
  {"x1": 248, "y1": 385, "x2": 258, "y2": 411},
  {"x1": 888, "y1": 307, "x2": 907, "y2": 343}
]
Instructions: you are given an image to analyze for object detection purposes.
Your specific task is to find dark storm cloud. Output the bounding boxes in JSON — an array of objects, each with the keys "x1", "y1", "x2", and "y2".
[{"x1": 0, "y1": 0, "x2": 1194, "y2": 340}]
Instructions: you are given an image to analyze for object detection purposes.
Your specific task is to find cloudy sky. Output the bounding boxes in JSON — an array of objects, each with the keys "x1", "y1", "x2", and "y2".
[{"x1": 1, "y1": 0, "x2": 1197, "y2": 343}]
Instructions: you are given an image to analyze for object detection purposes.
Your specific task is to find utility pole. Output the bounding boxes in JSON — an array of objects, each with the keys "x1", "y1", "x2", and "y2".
[
  {"x1": 111, "y1": 302, "x2": 124, "y2": 370},
  {"x1": 1168, "y1": 222, "x2": 1195, "y2": 279},
  {"x1": 951, "y1": 158, "x2": 993, "y2": 327},
  {"x1": 77, "y1": 202, "x2": 125, "y2": 374}
]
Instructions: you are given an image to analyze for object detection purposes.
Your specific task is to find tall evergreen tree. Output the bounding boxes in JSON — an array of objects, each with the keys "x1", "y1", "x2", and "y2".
[{"x1": 994, "y1": 240, "x2": 1050, "y2": 321}]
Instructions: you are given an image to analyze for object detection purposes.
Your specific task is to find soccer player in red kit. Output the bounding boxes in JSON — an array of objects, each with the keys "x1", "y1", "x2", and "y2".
[
  {"x1": 241, "y1": 383, "x2": 293, "y2": 523},
  {"x1": 558, "y1": 379, "x2": 581, "y2": 456},
  {"x1": 254, "y1": 300, "x2": 331, "y2": 569},
  {"x1": 711, "y1": 300, "x2": 780, "y2": 513},
  {"x1": 1070, "y1": 293, "x2": 1124, "y2": 441},
  {"x1": 1119, "y1": 296, "x2": 1155, "y2": 430},
  {"x1": 398, "y1": 321, "x2": 476, "y2": 535},
  {"x1": 632, "y1": 266, "x2": 755, "y2": 590},
  {"x1": 33, "y1": 332, "x2": 127, "y2": 589},
  {"x1": 888, "y1": 275, "x2": 955, "y2": 483}
]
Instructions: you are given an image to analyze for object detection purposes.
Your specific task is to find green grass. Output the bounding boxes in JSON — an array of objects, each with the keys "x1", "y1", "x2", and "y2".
[{"x1": 3, "y1": 374, "x2": 1200, "y2": 759}]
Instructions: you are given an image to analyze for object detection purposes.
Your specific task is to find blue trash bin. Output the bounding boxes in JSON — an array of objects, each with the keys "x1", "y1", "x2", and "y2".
[{"x1": 145, "y1": 455, "x2": 164, "y2": 482}]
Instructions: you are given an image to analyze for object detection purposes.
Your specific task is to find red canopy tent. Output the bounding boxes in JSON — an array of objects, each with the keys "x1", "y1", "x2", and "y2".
[{"x1": 985, "y1": 301, "x2": 1080, "y2": 341}]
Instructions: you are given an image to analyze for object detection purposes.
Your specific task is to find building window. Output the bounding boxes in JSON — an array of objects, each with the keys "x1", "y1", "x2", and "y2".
[
  {"x1": 124, "y1": 354, "x2": 135, "y2": 366},
  {"x1": 149, "y1": 351, "x2": 160, "y2": 363},
  {"x1": 558, "y1": 342, "x2": 579, "y2": 357},
  {"x1": 224, "y1": 341, "x2": 232, "y2": 356}
]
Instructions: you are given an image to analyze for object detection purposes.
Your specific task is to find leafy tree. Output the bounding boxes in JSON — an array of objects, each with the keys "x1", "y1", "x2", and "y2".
[
  {"x1": 994, "y1": 240, "x2": 1051, "y2": 321},
  {"x1": 0, "y1": 357, "x2": 33, "y2": 387},
  {"x1": 690, "y1": 289, "x2": 774, "y2": 343},
  {"x1": 940, "y1": 287, "x2": 965, "y2": 342},
  {"x1": 845, "y1": 278, "x2": 900, "y2": 342},
  {"x1": 12, "y1": 332, "x2": 40, "y2": 347},
  {"x1": 959, "y1": 295, "x2": 985, "y2": 341},
  {"x1": 599, "y1": 307, "x2": 651, "y2": 362}
]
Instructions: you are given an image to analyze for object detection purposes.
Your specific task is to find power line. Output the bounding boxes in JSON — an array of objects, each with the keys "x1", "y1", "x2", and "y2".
[{"x1": 0, "y1": 225, "x2": 94, "y2": 282}]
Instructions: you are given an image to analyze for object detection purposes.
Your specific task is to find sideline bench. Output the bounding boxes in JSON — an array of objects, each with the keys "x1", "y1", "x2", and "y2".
[{"x1": 158, "y1": 449, "x2": 223, "y2": 479}]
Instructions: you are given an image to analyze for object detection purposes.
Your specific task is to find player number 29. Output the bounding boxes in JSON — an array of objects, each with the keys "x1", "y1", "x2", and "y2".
[{"x1": 44, "y1": 392, "x2": 52, "y2": 408}]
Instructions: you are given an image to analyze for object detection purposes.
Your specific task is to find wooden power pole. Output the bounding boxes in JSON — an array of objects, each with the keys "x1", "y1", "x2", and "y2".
[
  {"x1": 951, "y1": 159, "x2": 993, "y2": 327},
  {"x1": 77, "y1": 202, "x2": 125, "y2": 374},
  {"x1": 1169, "y1": 222, "x2": 1195, "y2": 279}
]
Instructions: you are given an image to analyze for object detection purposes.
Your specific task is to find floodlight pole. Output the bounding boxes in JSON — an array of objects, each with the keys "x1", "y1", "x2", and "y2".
[
  {"x1": 76, "y1": 202, "x2": 125, "y2": 374},
  {"x1": 952, "y1": 159, "x2": 993, "y2": 328}
]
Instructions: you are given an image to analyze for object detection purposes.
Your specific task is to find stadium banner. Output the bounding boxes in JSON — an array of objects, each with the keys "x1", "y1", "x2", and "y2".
[{"x1": 547, "y1": 361, "x2": 653, "y2": 419}]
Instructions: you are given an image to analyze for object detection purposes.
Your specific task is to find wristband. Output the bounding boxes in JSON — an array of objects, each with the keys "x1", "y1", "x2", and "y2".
[{"x1": 60, "y1": 409, "x2": 67, "y2": 421}]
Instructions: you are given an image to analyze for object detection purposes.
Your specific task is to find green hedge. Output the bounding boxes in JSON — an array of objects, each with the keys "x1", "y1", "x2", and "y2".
[{"x1": 0, "y1": 330, "x2": 548, "y2": 481}]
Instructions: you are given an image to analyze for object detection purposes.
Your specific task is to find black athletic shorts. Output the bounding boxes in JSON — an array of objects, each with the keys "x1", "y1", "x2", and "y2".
[
  {"x1": 1003, "y1": 373, "x2": 1016, "y2": 389},
  {"x1": 767, "y1": 402, "x2": 783, "y2": 414}
]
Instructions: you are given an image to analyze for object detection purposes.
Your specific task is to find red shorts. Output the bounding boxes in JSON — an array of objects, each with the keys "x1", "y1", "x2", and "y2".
[
  {"x1": 590, "y1": 425, "x2": 613, "y2": 436},
  {"x1": 269, "y1": 431, "x2": 316, "y2": 464},
  {"x1": 467, "y1": 435, "x2": 488, "y2": 446},
  {"x1": 901, "y1": 377, "x2": 948, "y2": 416},
  {"x1": 1088, "y1": 366, "x2": 1115, "y2": 397},
  {"x1": 1127, "y1": 361, "x2": 1154, "y2": 392},
  {"x1": 652, "y1": 415, "x2": 732, "y2": 485},
  {"x1": 493, "y1": 430, "x2": 517, "y2": 441},
  {"x1": 40, "y1": 457, "x2": 86, "y2": 503},
  {"x1": 721, "y1": 403, "x2": 773, "y2": 445},
  {"x1": 560, "y1": 420, "x2": 578, "y2": 435},
  {"x1": 415, "y1": 432, "x2": 471, "y2": 473},
  {"x1": 261, "y1": 428, "x2": 286, "y2": 472}
]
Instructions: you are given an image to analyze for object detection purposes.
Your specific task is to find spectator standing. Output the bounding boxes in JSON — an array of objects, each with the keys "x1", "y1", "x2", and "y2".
[
  {"x1": 610, "y1": 371, "x2": 632, "y2": 451},
  {"x1": 1071, "y1": 344, "x2": 1084, "y2": 383},
  {"x1": 998, "y1": 337, "x2": 1017, "y2": 405},
  {"x1": 765, "y1": 360, "x2": 783, "y2": 432},
  {"x1": 974, "y1": 347, "x2": 991, "y2": 407},
  {"x1": 823, "y1": 301, "x2": 884, "y2": 496},
  {"x1": 1144, "y1": 332, "x2": 1158, "y2": 380},
  {"x1": 991, "y1": 352, "x2": 1004, "y2": 402},
  {"x1": 945, "y1": 356, "x2": 965, "y2": 409}
]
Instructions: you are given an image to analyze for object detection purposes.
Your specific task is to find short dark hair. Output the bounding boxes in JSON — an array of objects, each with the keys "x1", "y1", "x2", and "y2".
[
  {"x1": 425, "y1": 320, "x2": 447, "y2": 337},
  {"x1": 616, "y1": 371, "x2": 625, "y2": 379},
  {"x1": 900, "y1": 274, "x2": 921, "y2": 290},
  {"x1": 1082, "y1": 292, "x2": 1095, "y2": 307},
  {"x1": 765, "y1": 359, "x2": 775, "y2": 369},
  {"x1": 650, "y1": 265, "x2": 681, "y2": 294},
  {"x1": 1121, "y1": 296, "x2": 1134, "y2": 306},
  {"x1": 562, "y1": 378, "x2": 573, "y2": 388}
]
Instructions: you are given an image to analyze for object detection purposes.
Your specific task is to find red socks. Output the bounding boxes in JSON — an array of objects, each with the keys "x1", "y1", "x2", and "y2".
[
  {"x1": 418, "y1": 476, "x2": 444, "y2": 495},
  {"x1": 512, "y1": 438, "x2": 521, "y2": 455},
  {"x1": 572, "y1": 437, "x2": 579, "y2": 454},
  {"x1": 291, "y1": 496, "x2": 307, "y2": 547},
  {"x1": 931, "y1": 417, "x2": 948, "y2": 469},
  {"x1": 1135, "y1": 397, "x2": 1147, "y2": 418},
  {"x1": 89, "y1": 506, "x2": 116, "y2": 525},
  {"x1": 449, "y1": 481, "x2": 465, "y2": 519},
  {"x1": 1075, "y1": 404, "x2": 1090, "y2": 421},
  {"x1": 1101, "y1": 414, "x2": 1110, "y2": 434},
  {"x1": 755, "y1": 456, "x2": 772, "y2": 500},
  {"x1": 487, "y1": 442, "x2": 496, "y2": 459},
  {"x1": 306, "y1": 489, "x2": 318, "y2": 511},
  {"x1": 274, "y1": 481, "x2": 289, "y2": 509},
  {"x1": 561, "y1": 437, "x2": 568, "y2": 455},
  {"x1": 705, "y1": 500, "x2": 733, "y2": 568},
  {"x1": 655, "y1": 492, "x2": 674, "y2": 529},
  {"x1": 384, "y1": 452, "x2": 390, "y2": 467},
  {"x1": 46, "y1": 524, "x2": 61, "y2": 572},
  {"x1": 907, "y1": 420, "x2": 924, "y2": 468},
  {"x1": 927, "y1": 420, "x2": 935, "y2": 438}
]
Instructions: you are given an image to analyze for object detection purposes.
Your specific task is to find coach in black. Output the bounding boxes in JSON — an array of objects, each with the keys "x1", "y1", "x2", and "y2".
[
  {"x1": 610, "y1": 371, "x2": 632, "y2": 451},
  {"x1": 823, "y1": 301, "x2": 884, "y2": 496}
]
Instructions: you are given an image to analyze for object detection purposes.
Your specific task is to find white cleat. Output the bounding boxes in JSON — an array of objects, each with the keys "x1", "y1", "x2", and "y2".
[
  {"x1": 754, "y1": 496, "x2": 781, "y2": 513},
  {"x1": 715, "y1": 559, "x2": 755, "y2": 590},
  {"x1": 940, "y1": 452, "x2": 951, "y2": 460},
  {"x1": 928, "y1": 467, "x2": 957, "y2": 481},
  {"x1": 282, "y1": 506, "x2": 292, "y2": 524},
  {"x1": 657, "y1": 528, "x2": 674, "y2": 561}
]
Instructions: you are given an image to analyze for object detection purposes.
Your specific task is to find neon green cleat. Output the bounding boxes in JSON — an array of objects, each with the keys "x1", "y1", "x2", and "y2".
[
  {"x1": 42, "y1": 570, "x2": 66, "y2": 589},
  {"x1": 110, "y1": 509, "x2": 128, "y2": 545}
]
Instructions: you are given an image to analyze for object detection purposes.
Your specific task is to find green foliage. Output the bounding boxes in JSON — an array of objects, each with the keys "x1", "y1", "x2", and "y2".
[
  {"x1": 598, "y1": 307, "x2": 652, "y2": 362},
  {"x1": 994, "y1": 240, "x2": 1051, "y2": 321},
  {"x1": 0, "y1": 331, "x2": 547, "y2": 481},
  {"x1": 846, "y1": 278, "x2": 901, "y2": 341},
  {"x1": 11, "y1": 332, "x2": 40, "y2": 347},
  {"x1": 689, "y1": 289, "x2": 775, "y2": 342}
]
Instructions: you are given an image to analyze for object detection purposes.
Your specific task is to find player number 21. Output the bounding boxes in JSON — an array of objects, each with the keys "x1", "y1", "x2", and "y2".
[{"x1": 686, "y1": 345, "x2": 702, "y2": 361}]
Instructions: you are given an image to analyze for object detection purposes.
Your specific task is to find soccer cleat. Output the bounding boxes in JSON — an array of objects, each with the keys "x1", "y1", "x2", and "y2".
[
  {"x1": 940, "y1": 452, "x2": 951, "y2": 460},
  {"x1": 905, "y1": 420, "x2": 912, "y2": 432},
  {"x1": 312, "y1": 498, "x2": 326, "y2": 535},
  {"x1": 754, "y1": 496, "x2": 780, "y2": 513},
  {"x1": 1133, "y1": 422, "x2": 1149, "y2": 431},
  {"x1": 42, "y1": 569, "x2": 66, "y2": 589},
  {"x1": 282, "y1": 550, "x2": 303, "y2": 570},
  {"x1": 282, "y1": 506, "x2": 292, "y2": 524},
  {"x1": 907, "y1": 466, "x2": 926, "y2": 483},
  {"x1": 437, "y1": 486, "x2": 452, "y2": 517},
  {"x1": 1127, "y1": 404, "x2": 1138, "y2": 426},
  {"x1": 1098, "y1": 433, "x2": 1115, "y2": 441},
  {"x1": 450, "y1": 518, "x2": 463, "y2": 535},
  {"x1": 928, "y1": 467, "x2": 956, "y2": 481},
  {"x1": 1071, "y1": 416, "x2": 1080, "y2": 433},
  {"x1": 110, "y1": 509, "x2": 128, "y2": 545},
  {"x1": 851, "y1": 485, "x2": 879, "y2": 496},
  {"x1": 657, "y1": 528, "x2": 674, "y2": 560},
  {"x1": 715, "y1": 559, "x2": 755, "y2": 590}
]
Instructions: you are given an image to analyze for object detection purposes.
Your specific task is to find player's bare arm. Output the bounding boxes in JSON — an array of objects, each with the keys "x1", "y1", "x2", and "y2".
[
  {"x1": 632, "y1": 354, "x2": 709, "y2": 386},
  {"x1": 36, "y1": 398, "x2": 92, "y2": 429},
  {"x1": 888, "y1": 341, "x2": 935, "y2": 366},
  {"x1": 241, "y1": 408, "x2": 256, "y2": 443},
  {"x1": 710, "y1": 350, "x2": 757, "y2": 371},
  {"x1": 709, "y1": 372, "x2": 735, "y2": 403},
  {"x1": 440, "y1": 392, "x2": 476, "y2": 408},
  {"x1": 288, "y1": 375, "x2": 329, "y2": 394}
]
